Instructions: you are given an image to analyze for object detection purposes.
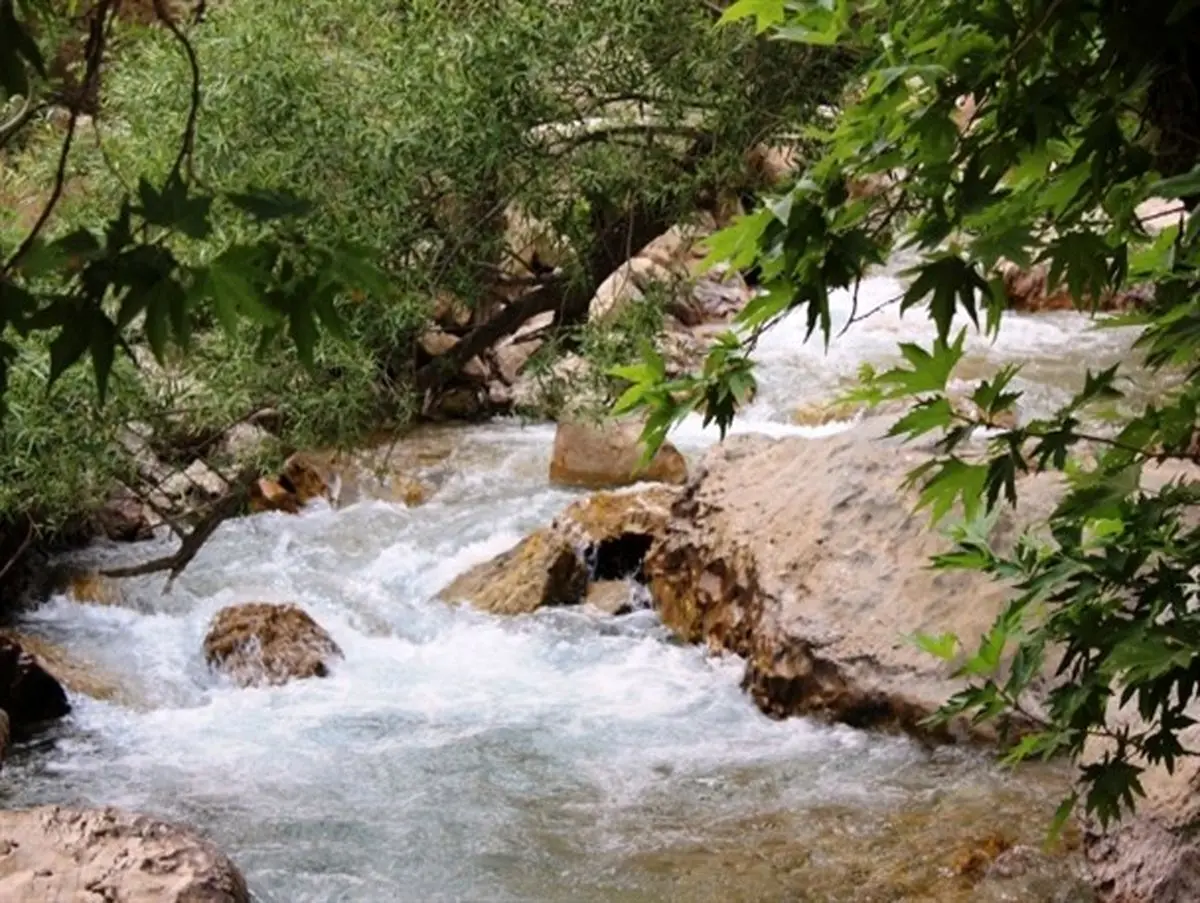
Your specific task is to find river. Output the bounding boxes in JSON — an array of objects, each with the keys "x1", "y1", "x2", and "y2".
[{"x1": 1, "y1": 274, "x2": 1140, "y2": 901}]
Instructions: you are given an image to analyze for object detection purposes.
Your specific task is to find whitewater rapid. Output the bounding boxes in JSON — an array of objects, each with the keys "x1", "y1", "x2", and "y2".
[{"x1": 1, "y1": 274, "x2": 1129, "y2": 901}]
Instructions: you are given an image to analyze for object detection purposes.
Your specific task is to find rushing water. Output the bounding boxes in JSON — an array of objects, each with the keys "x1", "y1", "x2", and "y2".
[{"x1": 1, "y1": 274, "x2": 1142, "y2": 901}]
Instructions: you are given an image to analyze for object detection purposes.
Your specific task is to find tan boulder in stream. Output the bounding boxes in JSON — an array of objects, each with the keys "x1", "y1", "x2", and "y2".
[
  {"x1": 644, "y1": 424, "x2": 1064, "y2": 740},
  {"x1": 440, "y1": 486, "x2": 675, "y2": 615},
  {"x1": 0, "y1": 806, "x2": 250, "y2": 903},
  {"x1": 549, "y1": 419, "x2": 687, "y2": 489},
  {"x1": 203, "y1": 603, "x2": 343, "y2": 687}
]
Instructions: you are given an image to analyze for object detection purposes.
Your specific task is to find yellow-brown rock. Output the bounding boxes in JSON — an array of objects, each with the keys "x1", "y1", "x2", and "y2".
[
  {"x1": 203, "y1": 603, "x2": 343, "y2": 688},
  {"x1": 549, "y1": 420, "x2": 688, "y2": 489},
  {"x1": 998, "y1": 260, "x2": 1152, "y2": 313},
  {"x1": 281, "y1": 453, "x2": 331, "y2": 505},
  {"x1": 248, "y1": 477, "x2": 300, "y2": 514},
  {"x1": 790, "y1": 399, "x2": 866, "y2": 427},
  {"x1": 439, "y1": 531, "x2": 586, "y2": 616},
  {"x1": 0, "y1": 630, "x2": 125, "y2": 704},
  {"x1": 66, "y1": 572, "x2": 123, "y2": 607},
  {"x1": 440, "y1": 487, "x2": 676, "y2": 616}
]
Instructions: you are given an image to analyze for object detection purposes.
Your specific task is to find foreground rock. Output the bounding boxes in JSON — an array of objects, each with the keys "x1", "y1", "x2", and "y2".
[
  {"x1": 549, "y1": 420, "x2": 688, "y2": 489},
  {"x1": 1082, "y1": 717, "x2": 1200, "y2": 902},
  {"x1": 440, "y1": 487, "x2": 675, "y2": 615},
  {"x1": 0, "y1": 634, "x2": 70, "y2": 733},
  {"x1": 644, "y1": 425, "x2": 1063, "y2": 739},
  {"x1": 203, "y1": 603, "x2": 343, "y2": 687},
  {"x1": 0, "y1": 806, "x2": 250, "y2": 903}
]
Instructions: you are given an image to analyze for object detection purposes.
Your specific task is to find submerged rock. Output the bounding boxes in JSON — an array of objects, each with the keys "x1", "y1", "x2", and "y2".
[
  {"x1": 253, "y1": 447, "x2": 437, "y2": 513},
  {"x1": 585, "y1": 579, "x2": 637, "y2": 616},
  {"x1": 0, "y1": 806, "x2": 250, "y2": 903},
  {"x1": 65, "y1": 570, "x2": 124, "y2": 606},
  {"x1": 644, "y1": 425, "x2": 1063, "y2": 739},
  {"x1": 203, "y1": 603, "x2": 343, "y2": 688},
  {"x1": 0, "y1": 634, "x2": 70, "y2": 732},
  {"x1": 440, "y1": 487, "x2": 675, "y2": 615},
  {"x1": 549, "y1": 419, "x2": 688, "y2": 489}
]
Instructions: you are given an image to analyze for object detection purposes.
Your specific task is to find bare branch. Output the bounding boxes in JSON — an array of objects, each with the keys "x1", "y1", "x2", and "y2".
[
  {"x1": 152, "y1": 0, "x2": 202, "y2": 182},
  {"x1": 101, "y1": 468, "x2": 257, "y2": 590}
]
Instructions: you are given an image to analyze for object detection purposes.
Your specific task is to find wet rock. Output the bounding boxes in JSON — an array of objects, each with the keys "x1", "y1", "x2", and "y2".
[
  {"x1": 0, "y1": 634, "x2": 70, "y2": 730},
  {"x1": 266, "y1": 447, "x2": 437, "y2": 511},
  {"x1": 95, "y1": 488, "x2": 155, "y2": 542},
  {"x1": 439, "y1": 530, "x2": 586, "y2": 616},
  {"x1": 248, "y1": 477, "x2": 301, "y2": 514},
  {"x1": 440, "y1": 487, "x2": 675, "y2": 616},
  {"x1": 643, "y1": 424, "x2": 1063, "y2": 738},
  {"x1": 0, "y1": 710, "x2": 9, "y2": 764},
  {"x1": 0, "y1": 630, "x2": 126, "y2": 704},
  {"x1": 1082, "y1": 717, "x2": 1200, "y2": 902},
  {"x1": 998, "y1": 260, "x2": 1152, "y2": 313},
  {"x1": 0, "y1": 806, "x2": 250, "y2": 903},
  {"x1": 791, "y1": 398, "x2": 869, "y2": 427},
  {"x1": 549, "y1": 419, "x2": 688, "y2": 489},
  {"x1": 282, "y1": 452, "x2": 331, "y2": 505},
  {"x1": 203, "y1": 603, "x2": 343, "y2": 688},
  {"x1": 585, "y1": 580, "x2": 635, "y2": 616},
  {"x1": 66, "y1": 571, "x2": 123, "y2": 606},
  {"x1": 431, "y1": 386, "x2": 487, "y2": 420},
  {"x1": 688, "y1": 269, "x2": 752, "y2": 321}
]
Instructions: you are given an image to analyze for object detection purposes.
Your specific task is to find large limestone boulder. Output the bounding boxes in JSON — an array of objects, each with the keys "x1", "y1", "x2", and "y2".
[
  {"x1": 549, "y1": 420, "x2": 688, "y2": 489},
  {"x1": 0, "y1": 806, "x2": 249, "y2": 903},
  {"x1": 0, "y1": 634, "x2": 70, "y2": 731},
  {"x1": 440, "y1": 487, "x2": 675, "y2": 615},
  {"x1": 203, "y1": 603, "x2": 343, "y2": 688},
  {"x1": 643, "y1": 424, "x2": 1063, "y2": 739},
  {"x1": 1081, "y1": 715, "x2": 1200, "y2": 902}
]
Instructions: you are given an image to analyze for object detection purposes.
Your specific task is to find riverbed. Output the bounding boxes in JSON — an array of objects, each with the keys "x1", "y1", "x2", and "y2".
[{"x1": 1, "y1": 274, "x2": 1134, "y2": 901}]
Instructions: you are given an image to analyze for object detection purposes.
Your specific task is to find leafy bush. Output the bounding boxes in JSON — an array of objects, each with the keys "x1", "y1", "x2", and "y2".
[{"x1": 0, "y1": 0, "x2": 855, "y2": 532}]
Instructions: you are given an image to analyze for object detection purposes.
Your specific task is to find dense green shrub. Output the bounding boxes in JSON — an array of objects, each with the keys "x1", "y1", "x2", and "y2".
[{"x1": 0, "y1": 0, "x2": 854, "y2": 530}]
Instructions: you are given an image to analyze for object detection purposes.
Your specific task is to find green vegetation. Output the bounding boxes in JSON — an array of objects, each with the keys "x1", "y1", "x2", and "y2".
[
  {"x1": 0, "y1": 0, "x2": 851, "y2": 533},
  {"x1": 621, "y1": 0, "x2": 1200, "y2": 829}
]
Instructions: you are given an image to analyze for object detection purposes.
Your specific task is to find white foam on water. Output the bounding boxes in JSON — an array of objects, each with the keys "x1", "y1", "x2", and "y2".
[{"x1": 1, "y1": 275, "x2": 1114, "y2": 902}]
